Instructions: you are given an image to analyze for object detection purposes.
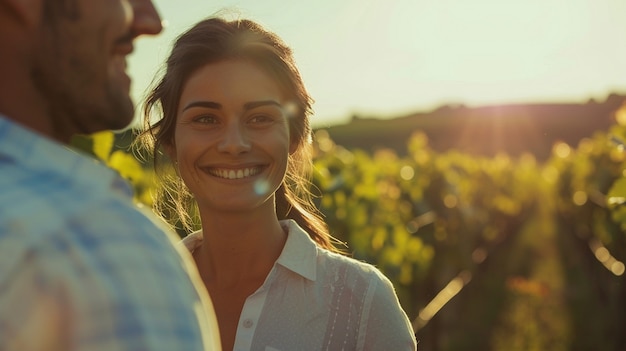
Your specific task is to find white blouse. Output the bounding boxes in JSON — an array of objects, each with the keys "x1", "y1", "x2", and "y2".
[{"x1": 182, "y1": 219, "x2": 417, "y2": 351}]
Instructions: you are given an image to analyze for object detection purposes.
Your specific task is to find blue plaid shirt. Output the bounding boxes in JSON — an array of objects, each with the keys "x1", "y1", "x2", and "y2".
[{"x1": 0, "y1": 115, "x2": 221, "y2": 350}]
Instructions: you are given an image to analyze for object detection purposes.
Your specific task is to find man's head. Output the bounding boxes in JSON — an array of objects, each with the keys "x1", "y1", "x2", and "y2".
[{"x1": 0, "y1": 0, "x2": 162, "y2": 142}]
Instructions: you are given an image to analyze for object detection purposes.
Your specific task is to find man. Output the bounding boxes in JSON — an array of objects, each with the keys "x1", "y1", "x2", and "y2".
[{"x1": 0, "y1": 1, "x2": 221, "y2": 350}]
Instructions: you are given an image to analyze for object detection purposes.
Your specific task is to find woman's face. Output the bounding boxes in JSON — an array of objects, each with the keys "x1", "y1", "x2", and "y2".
[{"x1": 170, "y1": 59, "x2": 293, "y2": 213}]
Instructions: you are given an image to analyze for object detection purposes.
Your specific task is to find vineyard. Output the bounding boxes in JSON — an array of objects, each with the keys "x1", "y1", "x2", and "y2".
[{"x1": 72, "y1": 107, "x2": 626, "y2": 351}]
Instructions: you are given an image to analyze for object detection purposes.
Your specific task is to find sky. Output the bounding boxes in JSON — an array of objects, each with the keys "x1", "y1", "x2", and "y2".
[{"x1": 128, "y1": 0, "x2": 626, "y2": 128}]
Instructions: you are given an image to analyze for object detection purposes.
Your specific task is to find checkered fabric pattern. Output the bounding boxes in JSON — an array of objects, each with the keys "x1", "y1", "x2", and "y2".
[{"x1": 0, "y1": 115, "x2": 220, "y2": 350}]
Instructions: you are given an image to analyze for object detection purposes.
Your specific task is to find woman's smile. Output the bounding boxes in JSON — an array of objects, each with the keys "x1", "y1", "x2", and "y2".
[{"x1": 204, "y1": 166, "x2": 265, "y2": 180}]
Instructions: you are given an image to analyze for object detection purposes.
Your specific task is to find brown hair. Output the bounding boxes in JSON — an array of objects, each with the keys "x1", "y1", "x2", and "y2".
[{"x1": 137, "y1": 17, "x2": 339, "y2": 251}]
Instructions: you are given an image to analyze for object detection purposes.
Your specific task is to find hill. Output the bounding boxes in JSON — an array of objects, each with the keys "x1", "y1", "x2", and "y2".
[{"x1": 317, "y1": 93, "x2": 626, "y2": 161}]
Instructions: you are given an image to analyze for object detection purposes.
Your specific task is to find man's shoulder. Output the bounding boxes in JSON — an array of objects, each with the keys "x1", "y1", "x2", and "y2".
[
  {"x1": 0, "y1": 163, "x2": 178, "y2": 282},
  {"x1": 0, "y1": 184, "x2": 173, "y2": 250},
  {"x1": 0, "y1": 160, "x2": 144, "y2": 233}
]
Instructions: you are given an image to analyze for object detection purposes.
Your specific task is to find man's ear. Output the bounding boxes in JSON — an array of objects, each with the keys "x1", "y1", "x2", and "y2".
[{"x1": 2, "y1": 0, "x2": 43, "y2": 28}]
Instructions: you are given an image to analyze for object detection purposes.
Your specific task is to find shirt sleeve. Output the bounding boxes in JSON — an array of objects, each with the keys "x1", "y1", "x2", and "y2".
[
  {"x1": 0, "y1": 249, "x2": 68, "y2": 351},
  {"x1": 359, "y1": 270, "x2": 417, "y2": 351},
  {"x1": 61, "y1": 204, "x2": 221, "y2": 351},
  {"x1": 0, "y1": 202, "x2": 221, "y2": 351}
]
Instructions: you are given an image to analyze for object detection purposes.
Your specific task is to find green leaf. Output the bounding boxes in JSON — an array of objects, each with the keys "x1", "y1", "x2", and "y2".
[
  {"x1": 607, "y1": 177, "x2": 626, "y2": 208},
  {"x1": 91, "y1": 131, "x2": 115, "y2": 162}
]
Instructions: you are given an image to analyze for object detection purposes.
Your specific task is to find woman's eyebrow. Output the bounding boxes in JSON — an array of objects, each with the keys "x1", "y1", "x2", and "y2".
[
  {"x1": 182, "y1": 101, "x2": 222, "y2": 112},
  {"x1": 243, "y1": 100, "x2": 282, "y2": 110},
  {"x1": 182, "y1": 100, "x2": 282, "y2": 112}
]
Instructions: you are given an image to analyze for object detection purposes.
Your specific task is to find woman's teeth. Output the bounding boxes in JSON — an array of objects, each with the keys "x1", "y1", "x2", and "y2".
[{"x1": 210, "y1": 167, "x2": 261, "y2": 179}]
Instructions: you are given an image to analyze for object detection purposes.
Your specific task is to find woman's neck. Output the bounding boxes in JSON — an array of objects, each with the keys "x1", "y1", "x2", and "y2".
[{"x1": 194, "y1": 210, "x2": 287, "y2": 289}]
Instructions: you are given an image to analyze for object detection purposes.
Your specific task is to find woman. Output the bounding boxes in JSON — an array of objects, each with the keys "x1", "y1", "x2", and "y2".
[{"x1": 140, "y1": 16, "x2": 417, "y2": 351}]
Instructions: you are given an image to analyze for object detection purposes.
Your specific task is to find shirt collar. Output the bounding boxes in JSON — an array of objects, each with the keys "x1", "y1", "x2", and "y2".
[
  {"x1": 181, "y1": 230, "x2": 203, "y2": 253},
  {"x1": 276, "y1": 219, "x2": 318, "y2": 281},
  {"x1": 0, "y1": 114, "x2": 132, "y2": 196},
  {"x1": 181, "y1": 221, "x2": 319, "y2": 282}
]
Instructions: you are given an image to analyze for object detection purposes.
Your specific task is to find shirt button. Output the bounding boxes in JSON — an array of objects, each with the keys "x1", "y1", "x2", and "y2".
[{"x1": 243, "y1": 318, "x2": 254, "y2": 328}]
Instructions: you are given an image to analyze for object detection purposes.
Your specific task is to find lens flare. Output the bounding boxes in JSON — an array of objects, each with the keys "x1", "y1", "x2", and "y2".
[
  {"x1": 254, "y1": 179, "x2": 270, "y2": 196},
  {"x1": 284, "y1": 101, "x2": 299, "y2": 119}
]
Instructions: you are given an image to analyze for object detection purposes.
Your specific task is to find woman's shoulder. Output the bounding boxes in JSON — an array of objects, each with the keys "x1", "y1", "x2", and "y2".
[
  {"x1": 281, "y1": 219, "x2": 391, "y2": 285},
  {"x1": 317, "y1": 247, "x2": 391, "y2": 285}
]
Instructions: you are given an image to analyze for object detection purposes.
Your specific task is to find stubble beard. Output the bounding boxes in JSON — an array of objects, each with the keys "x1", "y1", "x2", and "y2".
[
  {"x1": 35, "y1": 1, "x2": 135, "y2": 142},
  {"x1": 32, "y1": 58, "x2": 135, "y2": 141}
]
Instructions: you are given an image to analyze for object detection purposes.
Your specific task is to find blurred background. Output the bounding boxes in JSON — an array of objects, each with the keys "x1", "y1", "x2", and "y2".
[
  {"x1": 130, "y1": 0, "x2": 626, "y2": 129},
  {"x1": 81, "y1": 1, "x2": 626, "y2": 350}
]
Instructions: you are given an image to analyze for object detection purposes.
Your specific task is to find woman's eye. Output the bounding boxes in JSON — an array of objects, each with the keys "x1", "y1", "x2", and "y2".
[
  {"x1": 193, "y1": 115, "x2": 218, "y2": 124},
  {"x1": 250, "y1": 114, "x2": 274, "y2": 124}
]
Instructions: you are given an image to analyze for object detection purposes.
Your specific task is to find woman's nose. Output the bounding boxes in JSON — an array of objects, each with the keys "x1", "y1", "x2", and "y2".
[{"x1": 217, "y1": 124, "x2": 252, "y2": 154}]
